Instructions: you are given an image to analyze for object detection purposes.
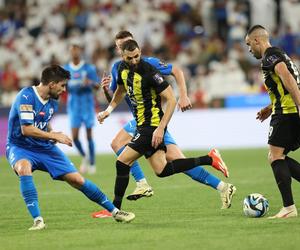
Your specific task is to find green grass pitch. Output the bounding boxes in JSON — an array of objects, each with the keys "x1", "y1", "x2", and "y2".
[{"x1": 1, "y1": 148, "x2": 300, "y2": 250}]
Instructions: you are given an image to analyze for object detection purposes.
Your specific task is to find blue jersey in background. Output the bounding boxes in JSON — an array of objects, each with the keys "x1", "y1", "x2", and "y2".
[{"x1": 64, "y1": 61, "x2": 99, "y2": 128}]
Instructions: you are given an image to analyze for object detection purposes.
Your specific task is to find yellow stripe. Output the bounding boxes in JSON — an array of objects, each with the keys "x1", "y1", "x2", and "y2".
[
  {"x1": 270, "y1": 73, "x2": 297, "y2": 114},
  {"x1": 121, "y1": 70, "x2": 129, "y2": 90},
  {"x1": 150, "y1": 89, "x2": 160, "y2": 126},
  {"x1": 132, "y1": 73, "x2": 145, "y2": 126}
]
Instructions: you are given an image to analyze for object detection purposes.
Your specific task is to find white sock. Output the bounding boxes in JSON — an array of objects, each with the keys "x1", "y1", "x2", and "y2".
[
  {"x1": 137, "y1": 178, "x2": 147, "y2": 186},
  {"x1": 216, "y1": 181, "x2": 226, "y2": 192},
  {"x1": 112, "y1": 208, "x2": 119, "y2": 216}
]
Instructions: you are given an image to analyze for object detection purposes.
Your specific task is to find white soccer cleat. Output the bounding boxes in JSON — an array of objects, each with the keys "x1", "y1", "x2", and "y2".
[
  {"x1": 268, "y1": 205, "x2": 298, "y2": 219},
  {"x1": 79, "y1": 157, "x2": 89, "y2": 174},
  {"x1": 126, "y1": 183, "x2": 154, "y2": 201},
  {"x1": 113, "y1": 210, "x2": 135, "y2": 223},
  {"x1": 28, "y1": 217, "x2": 46, "y2": 231},
  {"x1": 88, "y1": 165, "x2": 97, "y2": 175},
  {"x1": 220, "y1": 183, "x2": 236, "y2": 209}
]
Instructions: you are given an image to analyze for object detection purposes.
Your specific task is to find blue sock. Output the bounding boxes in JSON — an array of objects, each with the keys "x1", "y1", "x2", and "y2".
[
  {"x1": 79, "y1": 179, "x2": 115, "y2": 212},
  {"x1": 74, "y1": 139, "x2": 86, "y2": 157},
  {"x1": 20, "y1": 176, "x2": 41, "y2": 219},
  {"x1": 88, "y1": 139, "x2": 95, "y2": 165},
  {"x1": 116, "y1": 146, "x2": 145, "y2": 182},
  {"x1": 184, "y1": 166, "x2": 220, "y2": 189}
]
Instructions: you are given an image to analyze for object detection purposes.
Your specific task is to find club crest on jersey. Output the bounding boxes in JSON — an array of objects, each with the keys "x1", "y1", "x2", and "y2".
[
  {"x1": 159, "y1": 61, "x2": 168, "y2": 67},
  {"x1": 153, "y1": 73, "x2": 164, "y2": 84}
]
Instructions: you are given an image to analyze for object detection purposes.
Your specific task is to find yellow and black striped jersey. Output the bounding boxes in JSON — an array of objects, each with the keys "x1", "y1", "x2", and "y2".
[
  {"x1": 117, "y1": 59, "x2": 169, "y2": 127},
  {"x1": 261, "y1": 47, "x2": 300, "y2": 114}
]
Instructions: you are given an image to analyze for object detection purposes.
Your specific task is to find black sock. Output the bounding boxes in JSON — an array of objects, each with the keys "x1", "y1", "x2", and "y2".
[
  {"x1": 286, "y1": 156, "x2": 300, "y2": 182},
  {"x1": 113, "y1": 160, "x2": 130, "y2": 209},
  {"x1": 195, "y1": 155, "x2": 212, "y2": 166},
  {"x1": 157, "y1": 158, "x2": 199, "y2": 177},
  {"x1": 271, "y1": 159, "x2": 294, "y2": 207}
]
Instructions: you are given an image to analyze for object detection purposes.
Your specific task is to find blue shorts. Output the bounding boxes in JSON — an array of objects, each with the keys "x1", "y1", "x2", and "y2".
[
  {"x1": 123, "y1": 119, "x2": 177, "y2": 145},
  {"x1": 6, "y1": 144, "x2": 77, "y2": 180},
  {"x1": 69, "y1": 111, "x2": 94, "y2": 129}
]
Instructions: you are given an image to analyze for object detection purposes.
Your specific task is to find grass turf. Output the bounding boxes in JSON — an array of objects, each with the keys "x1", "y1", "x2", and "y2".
[{"x1": 1, "y1": 148, "x2": 300, "y2": 250}]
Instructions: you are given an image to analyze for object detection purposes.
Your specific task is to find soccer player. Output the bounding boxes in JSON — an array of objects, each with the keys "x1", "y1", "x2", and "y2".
[
  {"x1": 63, "y1": 41, "x2": 99, "y2": 174},
  {"x1": 97, "y1": 40, "x2": 233, "y2": 213},
  {"x1": 100, "y1": 31, "x2": 235, "y2": 207},
  {"x1": 5, "y1": 65, "x2": 135, "y2": 230},
  {"x1": 245, "y1": 25, "x2": 300, "y2": 218}
]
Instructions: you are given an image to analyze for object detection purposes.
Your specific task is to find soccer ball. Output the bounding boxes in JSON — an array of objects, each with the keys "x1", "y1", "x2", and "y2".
[{"x1": 243, "y1": 193, "x2": 269, "y2": 218}]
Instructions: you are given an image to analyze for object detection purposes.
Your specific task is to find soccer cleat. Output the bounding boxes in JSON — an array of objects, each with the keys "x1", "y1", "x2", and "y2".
[
  {"x1": 28, "y1": 217, "x2": 46, "y2": 231},
  {"x1": 220, "y1": 183, "x2": 236, "y2": 209},
  {"x1": 208, "y1": 149, "x2": 229, "y2": 178},
  {"x1": 79, "y1": 157, "x2": 89, "y2": 174},
  {"x1": 91, "y1": 209, "x2": 112, "y2": 218},
  {"x1": 113, "y1": 210, "x2": 135, "y2": 223},
  {"x1": 126, "y1": 183, "x2": 154, "y2": 201},
  {"x1": 268, "y1": 205, "x2": 298, "y2": 219},
  {"x1": 88, "y1": 165, "x2": 97, "y2": 175}
]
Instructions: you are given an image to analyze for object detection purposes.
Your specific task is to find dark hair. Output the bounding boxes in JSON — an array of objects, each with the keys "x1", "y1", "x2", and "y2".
[
  {"x1": 115, "y1": 30, "x2": 133, "y2": 40},
  {"x1": 41, "y1": 65, "x2": 70, "y2": 85},
  {"x1": 121, "y1": 39, "x2": 139, "y2": 52},
  {"x1": 247, "y1": 25, "x2": 266, "y2": 35}
]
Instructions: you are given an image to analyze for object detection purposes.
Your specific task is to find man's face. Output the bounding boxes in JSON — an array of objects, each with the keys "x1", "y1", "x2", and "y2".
[
  {"x1": 122, "y1": 48, "x2": 141, "y2": 68},
  {"x1": 70, "y1": 45, "x2": 82, "y2": 60},
  {"x1": 245, "y1": 35, "x2": 262, "y2": 59},
  {"x1": 49, "y1": 80, "x2": 67, "y2": 99},
  {"x1": 115, "y1": 37, "x2": 133, "y2": 55}
]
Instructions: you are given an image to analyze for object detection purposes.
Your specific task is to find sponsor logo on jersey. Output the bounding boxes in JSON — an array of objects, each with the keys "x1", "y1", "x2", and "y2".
[
  {"x1": 153, "y1": 73, "x2": 164, "y2": 84},
  {"x1": 39, "y1": 111, "x2": 45, "y2": 116},
  {"x1": 20, "y1": 104, "x2": 33, "y2": 111}
]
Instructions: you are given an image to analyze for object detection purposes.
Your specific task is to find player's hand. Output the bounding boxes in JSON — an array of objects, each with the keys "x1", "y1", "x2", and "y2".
[
  {"x1": 51, "y1": 132, "x2": 72, "y2": 146},
  {"x1": 177, "y1": 95, "x2": 192, "y2": 112},
  {"x1": 97, "y1": 110, "x2": 110, "y2": 124},
  {"x1": 101, "y1": 75, "x2": 112, "y2": 91},
  {"x1": 256, "y1": 106, "x2": 272, "y2": 122},
  {"x1": 152, "y1": 127, "x2": 164, "y2": 148}
]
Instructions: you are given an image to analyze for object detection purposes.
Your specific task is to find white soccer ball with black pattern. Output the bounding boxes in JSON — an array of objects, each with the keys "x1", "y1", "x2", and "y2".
[{"x1": 243, "y1": 193, "x2": 269, "y2": 218}]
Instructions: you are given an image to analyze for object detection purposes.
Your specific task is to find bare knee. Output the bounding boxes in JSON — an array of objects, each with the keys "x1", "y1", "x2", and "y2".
[
  {"x1": 63, "y1": 173, "x2": 85, "y2": 189},
  {"x1": 111, "y1": 137, "x2": 120, "y2": 153},
  {"x1": 268, "y1": 151, "x2": 285, "y2": 164},
  {"x1": 14, "y1": 160, "x2": 32, "y2": 176}
]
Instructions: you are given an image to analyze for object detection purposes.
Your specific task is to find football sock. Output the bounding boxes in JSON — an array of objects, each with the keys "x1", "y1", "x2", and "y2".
[
  {"x1": 184, "y1": 166, "x2": 220, "y2": 189},
  {"x1": 158, "y1": 158, "x2": 204, "y2": 177},
  {"x1": 88, "y1": 138, "x2": 95, "y2": 165},
  {"x1": 116, "y1": 146, "x2": 145, "y2": 182},
  {"x1": 20, "y1": 176, "x2": 41, "y2": 219},
  {"x1": 113, "y1": 160, "x2": 131, "y2": 209},
  {"x1": 74, "y1": 138, "x2": 86, "y2": 157},
  {"x1": 286, "y1": 156, "x2": 300, "y2": 182},
  {"x1": 79, "y1": 179, "x2": 115, "y2": 212},
  {"x1": 271, "y1": 159, "x2": 294, "y2": 207}
]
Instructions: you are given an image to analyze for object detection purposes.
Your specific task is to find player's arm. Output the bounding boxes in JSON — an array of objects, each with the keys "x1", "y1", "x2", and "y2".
[
  {"x1": 275, "y1": 62, "x2": 300, "y2": 112},
  {"x1": 21, "y1": 125, "x2": 72, "y2": 146},
  {"x1": 152, "y1": 85, "x2": 176, "y2": 148},
  {"x1": 97, "y1": 84, "x2": 126, "y2": 124},
  {"x1": 101, "y1": 74, "x2": 113, "y2": 102},
  {"x1": 256, "y1": 104, "x2": 272, "y2": 122},
  {"x1": 171, "y1": 65, "x2": 192, "y2": 112}
]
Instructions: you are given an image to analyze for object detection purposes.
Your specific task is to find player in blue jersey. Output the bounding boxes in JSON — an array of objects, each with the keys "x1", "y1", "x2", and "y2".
[
  {"x1": 5, "y1": 65, "x2": 135, "y2": 230},
  {"x1": 93, "y1": 31, "x2": 236, "y2": 217},
  {"x1": 63, "y1": 41, "x2": 99, "y2": 174}
]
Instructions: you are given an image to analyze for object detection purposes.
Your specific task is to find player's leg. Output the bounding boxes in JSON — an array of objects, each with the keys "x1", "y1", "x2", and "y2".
[
  {"x1": 166, "y1": 144, "x2": 236, "y2": 209},
  {"x1": 286, "y1": 156, "x2": 300, "y2": 182},
  {"x1": 86, "y1": 127, "x2": 96, "y2": 174},
  {"x1": 72, "y1": 127, "x2": 88, "y2": 173},
  {"x1": 112, "y1": 120, "x2": 153, "y2": 200},
  {"x1": 268, "y1": 145, "x2": 297, "y2": 218}
]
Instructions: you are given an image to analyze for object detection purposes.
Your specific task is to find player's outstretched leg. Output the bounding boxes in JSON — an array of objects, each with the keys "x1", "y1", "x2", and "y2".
[
  {"x1": 116, "y1": 146, "x2": 153, "y2": 201},
  {"x1": 184, "y1": 167, "x2": 236, "y2": 209},
  {"x1": 268, "y1": 204, "x2": 298, "y2": 219},
  {"x1": 88, "y1": 138, "x2": 96, "y2": 174}
]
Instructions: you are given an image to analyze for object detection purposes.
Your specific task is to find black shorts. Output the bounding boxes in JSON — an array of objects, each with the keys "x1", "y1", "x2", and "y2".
[
  {"x1": 127, "y1": 126, "x2": 167, "y2": 158},
  {"x1": 268, "y1": 113, "x2": 300, "y2": 154}
]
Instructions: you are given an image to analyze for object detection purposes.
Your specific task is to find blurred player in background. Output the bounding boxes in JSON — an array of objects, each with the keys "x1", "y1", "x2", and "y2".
[
  {"x1": 245, "y1": 25, "x2": 300, "y2": 218},
  {"x1": 97, "y1": 40, "x2": 233, "y2": 213},
  {"x1": 99, "y1": 31, "x2": 235, "y2": 207},
  {"x1": 63, "y1": 41, "x2": 99, "y2": 174},
  {"x1": 5, "y1": 65, "x2": 135, "y2": 230}
]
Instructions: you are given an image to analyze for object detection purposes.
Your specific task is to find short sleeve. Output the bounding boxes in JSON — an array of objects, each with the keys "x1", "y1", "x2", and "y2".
[
  {"x1": 17, "y1": 91, "x2": 35, "y2": 125},
  {"x1": 145, "y1": 57, "x2": 173, "y2": 75},
  {"x1": 110, "y1": 62, "x2": 119, "y2": 92},
  {"x1": 150, "y1": 70, "x2": 169, "y2": 94},
  {"x1": 263, "y1": 50, "x2": 285, "y2": 71}
]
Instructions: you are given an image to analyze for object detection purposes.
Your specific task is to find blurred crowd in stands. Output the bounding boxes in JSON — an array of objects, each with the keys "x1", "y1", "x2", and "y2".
[{"x1": 0, "y1": 0, "x2": 300, "y2": 108}]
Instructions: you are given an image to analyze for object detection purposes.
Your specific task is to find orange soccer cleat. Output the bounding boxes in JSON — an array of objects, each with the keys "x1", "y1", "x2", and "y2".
[
  {"x1": 91, "y1": 209, "x2": 112, "y2": 218},
  {"x1": 208, "y1": 149, "x2": 229, "y2": 178}
]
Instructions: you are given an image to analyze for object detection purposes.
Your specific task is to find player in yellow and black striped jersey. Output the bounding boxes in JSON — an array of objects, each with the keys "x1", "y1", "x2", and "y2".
[
  {"x1": 97, "y1": 39, "x2": 230, "y2": 211},
  {"x1": 246, "y1": 25, "x2": 300, "y2": 218}
]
